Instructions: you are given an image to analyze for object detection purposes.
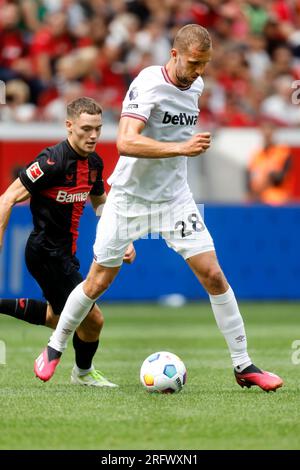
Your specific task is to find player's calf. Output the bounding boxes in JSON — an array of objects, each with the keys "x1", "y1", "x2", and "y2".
[{"x1": 79, "y1": 304, "x2": 104, "y2": 340}]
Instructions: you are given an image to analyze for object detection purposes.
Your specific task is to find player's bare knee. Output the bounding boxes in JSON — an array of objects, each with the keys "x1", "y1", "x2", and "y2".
[
  {"x1": 85, "y1": 275, "x2": 113, "y2": 299},
  {"x1": 206, "y1": 268, "x2": 226, "y2": 292}
]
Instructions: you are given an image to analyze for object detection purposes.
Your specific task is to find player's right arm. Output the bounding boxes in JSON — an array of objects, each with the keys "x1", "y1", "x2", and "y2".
[
  {"x1": 0, "y1": 178, "x2": 31, "y2": 250},
  {"x1": 117, "y1": 116, "x2": 211, "y2": 159}
]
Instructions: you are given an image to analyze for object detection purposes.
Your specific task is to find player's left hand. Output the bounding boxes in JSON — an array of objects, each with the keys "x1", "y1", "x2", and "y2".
[{"x1": 123, "y1": 243, "x2": 136, "y2": 264}]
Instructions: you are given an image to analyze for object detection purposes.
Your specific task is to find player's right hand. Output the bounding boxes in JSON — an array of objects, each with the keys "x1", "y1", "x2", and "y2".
[{"x1": 181, "y1": 132, "x2": 211, "y2": 156}]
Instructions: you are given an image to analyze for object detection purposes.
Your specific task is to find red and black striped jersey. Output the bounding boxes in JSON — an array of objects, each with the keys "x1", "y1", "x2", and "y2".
[{"x1": 19, "y1": 139, "x2": 104, "y2": 256}]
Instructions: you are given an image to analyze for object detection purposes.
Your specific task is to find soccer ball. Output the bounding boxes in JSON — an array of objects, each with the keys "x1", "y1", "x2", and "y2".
[{"x1": 140, "y1": 351, "x2": 187, "y2": 393}]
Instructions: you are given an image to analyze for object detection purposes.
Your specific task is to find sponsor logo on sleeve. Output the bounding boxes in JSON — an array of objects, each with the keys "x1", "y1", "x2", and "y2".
[{"x1": 26, "y1": 162, "x2": 44, "y2": 182}]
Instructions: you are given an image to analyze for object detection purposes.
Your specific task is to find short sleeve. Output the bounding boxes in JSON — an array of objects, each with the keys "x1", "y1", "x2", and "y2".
[
  {"x1": 19, "y1": 150, "x2": 60, "y2": 194},
  {"x1": 90, "y1": 156, "x2": 105, "y2": 196},
  {"x1": 121, "y1": 71, "x2": 156, "y2": 123}
]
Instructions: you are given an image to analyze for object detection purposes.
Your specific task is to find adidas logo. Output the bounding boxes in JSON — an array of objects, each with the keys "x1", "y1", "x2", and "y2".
[{"x1": 35, "y1": 353, "x2": 45, "y2": 371}]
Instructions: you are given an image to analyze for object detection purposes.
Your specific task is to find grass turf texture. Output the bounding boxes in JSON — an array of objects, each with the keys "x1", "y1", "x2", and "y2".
[{"x1": 0, "y1": 302, "x2": 299, "y2": 450}]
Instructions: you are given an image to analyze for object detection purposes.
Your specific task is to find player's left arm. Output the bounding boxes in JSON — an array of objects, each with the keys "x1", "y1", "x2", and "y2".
[{"x1": 0, "y1": 178, "x2": 31, "y2": 251}]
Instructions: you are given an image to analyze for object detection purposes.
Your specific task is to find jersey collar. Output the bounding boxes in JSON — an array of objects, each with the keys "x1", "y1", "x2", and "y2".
[
  {"x1": 65, "y1": 139, "x2": 90, "y2": 160},
  {"x1": 161, "y1": 66, "x2": 191, "y2": 91}
]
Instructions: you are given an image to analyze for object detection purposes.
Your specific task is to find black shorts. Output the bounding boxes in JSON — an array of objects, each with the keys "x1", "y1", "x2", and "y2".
[{"x1": 25, "y1": 235, "x2": 83, "y2": 316}]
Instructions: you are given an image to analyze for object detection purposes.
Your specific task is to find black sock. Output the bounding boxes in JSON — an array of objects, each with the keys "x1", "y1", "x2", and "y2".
[
  {"x1": 72, "y1": 331, "x2": 99, "y2": 370},
  {"x1": 236, "y1": 364, "x2": 262, "y2": 374},
  {"x1": 0, "y1": 298, "x2": 47, "y2": 325},
  {"x1": 47, "y1": 345, "x2": 62, "y2": 361}
]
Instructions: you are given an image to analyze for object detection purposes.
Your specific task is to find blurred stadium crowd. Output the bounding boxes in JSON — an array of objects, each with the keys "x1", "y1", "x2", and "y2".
[{"x1": 1, "y1": 0, "x2": 300, "y2": 127}]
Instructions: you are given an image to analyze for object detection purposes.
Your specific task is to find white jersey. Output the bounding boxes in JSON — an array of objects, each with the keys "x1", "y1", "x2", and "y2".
[{"x1": 108, "y1": 65, "x2": 204, "y2": 202}]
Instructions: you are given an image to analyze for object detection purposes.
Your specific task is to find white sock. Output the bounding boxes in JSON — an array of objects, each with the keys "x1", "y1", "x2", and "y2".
[
  {"x1": 73, "y1": 364, "x2": 94, "y2": 376},
  {"x1": 49, "y1": 282, "x2": 95, "y2": 352},
  {"x1": 209, "y1": 286, "x2": 252, "y2": 369}
]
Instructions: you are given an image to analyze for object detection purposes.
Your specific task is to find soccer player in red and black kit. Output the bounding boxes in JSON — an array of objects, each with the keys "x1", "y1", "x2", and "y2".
[{"x1": 0, "y1": 97, "x2": 135, "y2": 387}]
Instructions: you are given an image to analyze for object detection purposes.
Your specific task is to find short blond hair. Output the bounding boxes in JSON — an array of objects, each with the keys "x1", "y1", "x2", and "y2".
[
  {"x1": 67, "y1": 97, "x2": 102, "y2": 119},
  {"x1": 174, "y1": 24, "x2": 211, "y2": 53}
]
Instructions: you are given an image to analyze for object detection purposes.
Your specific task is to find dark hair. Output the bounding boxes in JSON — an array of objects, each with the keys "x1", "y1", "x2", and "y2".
[
  {"x1": 67, "y1": 97, "x2": 102, "y2": 119},
  {"x1": 174, "y1": 24, "x2": 212, "y2": 53}
]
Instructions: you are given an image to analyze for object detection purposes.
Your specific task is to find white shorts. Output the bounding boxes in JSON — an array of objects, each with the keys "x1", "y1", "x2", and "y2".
[{"x1": 93, "y1": 187, "x2": 215, "y2": 267}]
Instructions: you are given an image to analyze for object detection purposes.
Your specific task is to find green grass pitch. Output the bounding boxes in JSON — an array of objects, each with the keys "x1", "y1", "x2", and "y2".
[{"x1": 0, "y1": 302, "x2": 299, "y2": 450}]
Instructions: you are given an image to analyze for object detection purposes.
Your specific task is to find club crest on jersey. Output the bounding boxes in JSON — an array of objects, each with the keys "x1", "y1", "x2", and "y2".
[
  {"x1": 129, "y1": 87, "x2": 138, "y2": 101},
  {"x1": 66, "y1": 173, "x2": 74, "y2": 181},
  {"x1": 89, "y1": 169, "x2": 97, "y2": 183},
  {"x1": 26, "y1": 162, "x2": 44, "y2": 182}
]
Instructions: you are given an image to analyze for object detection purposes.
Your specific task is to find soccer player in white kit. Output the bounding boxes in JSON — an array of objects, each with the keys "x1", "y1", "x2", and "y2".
[{"x1": 35, "y1": 24, "x2": 283, "y2": 392}]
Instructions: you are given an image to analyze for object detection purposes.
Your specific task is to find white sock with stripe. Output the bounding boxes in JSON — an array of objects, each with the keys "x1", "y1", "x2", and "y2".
[
  {"x1": 209, "y1": 286, "x2": 252, "y2": 370},
  {"x1": 49, "y1": 282, "x2": 95, "y2": 352}
]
